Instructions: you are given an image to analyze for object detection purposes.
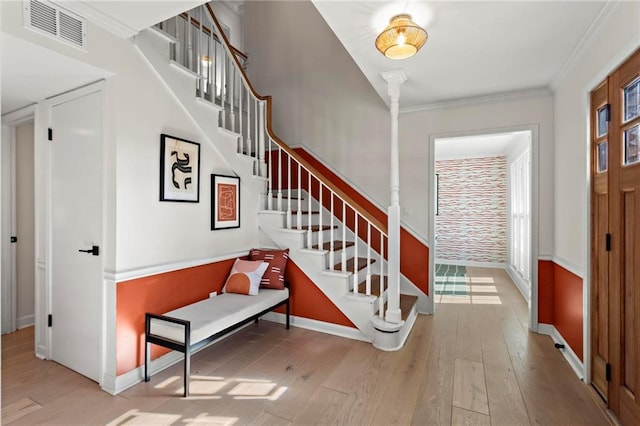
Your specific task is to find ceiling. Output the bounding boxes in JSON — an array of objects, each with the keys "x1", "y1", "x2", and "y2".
[
  {"x1": 1, "y1": 1, "x2": 610, "y2": 115},
  {"x1": 312, "y1": 0, "x2": 608, "y2": 109}
]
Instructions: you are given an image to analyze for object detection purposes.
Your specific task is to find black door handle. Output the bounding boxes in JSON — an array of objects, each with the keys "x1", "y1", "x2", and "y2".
[{"x1": 79, "y1": 245, "x2": 100, "y2": 256}]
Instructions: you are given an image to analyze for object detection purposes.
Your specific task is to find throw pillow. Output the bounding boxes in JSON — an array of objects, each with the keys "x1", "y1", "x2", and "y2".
[
  {"x1": 249, "y1": 248, "x2": 289, "y2": 289},
  {"x1": 222, "y1": 259, "x2": 269, "y2": 295}
]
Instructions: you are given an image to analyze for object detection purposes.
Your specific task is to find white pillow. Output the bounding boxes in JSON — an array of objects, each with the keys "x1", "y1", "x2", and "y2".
[{"x1": 222, "y1": 259, "x2": 269, "y2": 295}]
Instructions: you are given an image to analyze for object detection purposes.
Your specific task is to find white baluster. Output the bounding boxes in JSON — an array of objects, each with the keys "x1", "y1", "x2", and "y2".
[
  {"x1": 212, "y1": 38, "x2": 218, "y2": 102},
  {"x1": 379, "y1": 236, "x2": 384, "y2": 318},
  {"x1": 341, "y1": 203, "x2": 346, "y2": 272},
  {"x1": 267, "y1": 139, "x2": 273, "y2": 210},
  {"x1": 174, "y1": 16, "x2": 180, "y2": 63},
  {"x1": 246, "y1": 92, "x2": 252, "y2": 157},
  {"x1": 286, "y1": 155, "x2": 291, "y2": 228},
  {"x1": 197, "y1": 8, "x2": 203, "y2": 98},
  {"x1": 366, "y1": 223, "x2": 371, "y2": 296},
  {"x1": 238, "y1": 82, "x2": 243, "y2": 152},
  {"x1": 329, "y1": 192, "x2": 334, "y2": 268},
  {"x1": 297, "y1": 163, "x2": 302, "y2": 230},
  {"x1": 258, "y1": 101, "x2": 266, "y2": 176},
  {"x1": 307, "y1": 173, "x2": 312, "y2": 248},
  {"x1": 186, "y1": 11, "x2": 193, "y2": 69},
  {"x1": 276, "y1": 146, "x2": 282, "y2": 211},
  {"x1": 353, "y1": 212, "x2": 359, "y2": 293},
  {"x1": 221, "y1": 52, "x2": 226, "y2": 128},
  {"x1": 318, "y1": 183, "x2": 323, "y2": 250},
  {"x1": 230, "y1": 67, "x2": 236, "y2": 133}
]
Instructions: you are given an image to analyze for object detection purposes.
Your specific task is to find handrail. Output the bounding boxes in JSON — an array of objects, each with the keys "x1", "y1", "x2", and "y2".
[{"x1": 203, "y1": 3, "x2": 387, "y2": 235}]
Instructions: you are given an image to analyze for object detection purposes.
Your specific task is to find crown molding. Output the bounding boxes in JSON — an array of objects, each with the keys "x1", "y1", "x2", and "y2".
[
  {"x1": 400, "y1": 87, "x2": 552, "y2": 114},
  {"x1": 57, "y1": 1, "x2": 139, "y2": 39},
  {"x1": 550, "y1": 0, "x2": 619, "y2": 90}
]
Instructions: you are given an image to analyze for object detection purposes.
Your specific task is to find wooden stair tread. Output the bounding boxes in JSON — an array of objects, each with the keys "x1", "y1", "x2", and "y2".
[
  {"x1": 334, "y1": 257, "x2": 375, "y2": 273},
  {"x1": 400, "y1": 294, "x2": 419, "y2": 321},
  {"x1": 381, "y1": 294, "x2": 418, "y2": 322},
  {"x1": 358, "y1": 275, "x2": 388, "y2": 297},
  {"x1": 309, "y1": 225, "x2": 337, "y2": 232},
  {"x1": 312, "y1": 240, "x2": 355, "y2": 251}
]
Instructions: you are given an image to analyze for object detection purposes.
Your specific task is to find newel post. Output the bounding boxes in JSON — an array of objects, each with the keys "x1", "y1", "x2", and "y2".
[{"x1": 382, "y1": 69, "x2": 406, "y2": 324}]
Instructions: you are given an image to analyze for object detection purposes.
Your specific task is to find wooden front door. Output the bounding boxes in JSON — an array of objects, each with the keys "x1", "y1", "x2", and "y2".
[{"x1": 591, "y1": 48, "x2": 640, "y2": 425}]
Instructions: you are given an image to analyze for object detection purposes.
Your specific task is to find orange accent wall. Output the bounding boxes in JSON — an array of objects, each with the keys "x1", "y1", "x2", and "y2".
[
  {"x1": 290, "y1": 148, "x2": 430, "y2": 296},
  {"x1": 279, "y1": 261, "x2": 355, "y2": 327},
  {"x1": 116, "y1": 259, "x2": 236, "y2": 375},
  {"x1": 116, "y1": 257, "x2": 354, "y2": 376},
  {"x1": 536, "y1": 259, "x2": 583, "y2": 361},
  {"x1": 537, "y1": 260, "x2": 555, "y2": 324},
  {"x1": 553, "y1": 263, "x2": 583, "y2": 361}
]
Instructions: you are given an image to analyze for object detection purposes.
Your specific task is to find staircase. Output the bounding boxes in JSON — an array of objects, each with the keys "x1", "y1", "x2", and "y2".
[{"x1": 135, "y1": 3, "x2": 421, "y2": 350}]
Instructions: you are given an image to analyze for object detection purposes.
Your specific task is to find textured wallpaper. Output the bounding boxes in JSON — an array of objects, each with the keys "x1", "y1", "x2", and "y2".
[{"x1": 435, "y1": 157, "x2": 507, "y2": 263}]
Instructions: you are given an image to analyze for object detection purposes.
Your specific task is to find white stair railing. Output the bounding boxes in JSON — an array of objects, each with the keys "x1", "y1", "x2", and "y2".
[{"x1": 154, "y1": 4, "x2": 392, "y2": 318}]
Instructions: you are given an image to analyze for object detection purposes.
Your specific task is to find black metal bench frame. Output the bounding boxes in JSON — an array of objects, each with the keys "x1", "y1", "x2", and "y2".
[{"x1": 144, "y1": 295, "x2": 289, "y2": 397}]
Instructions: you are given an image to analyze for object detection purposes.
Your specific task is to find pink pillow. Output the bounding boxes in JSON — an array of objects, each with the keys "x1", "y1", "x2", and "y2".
[
  {"x1": 249, "y1": 248, "x2": 289, "y2": 289},
  {"x1": 222, "y1": 259, "x2": 268, "y2": 295}
]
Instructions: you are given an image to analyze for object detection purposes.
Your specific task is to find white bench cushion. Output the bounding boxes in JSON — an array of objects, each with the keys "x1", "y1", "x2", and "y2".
[{"x1": 149, "y1": 288, "x2": 289, "y2": 345}]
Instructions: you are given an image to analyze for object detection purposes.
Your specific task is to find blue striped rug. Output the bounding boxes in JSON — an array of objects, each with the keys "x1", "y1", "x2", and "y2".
[{"x1": 435, "y1": 264, "x2": 468, "y2": 295}]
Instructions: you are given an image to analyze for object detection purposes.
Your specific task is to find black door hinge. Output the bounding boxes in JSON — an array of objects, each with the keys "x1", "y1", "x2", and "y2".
[
  {"x1": 606, "y1": 363, "x2": 611, "y2": 382},
  {"x1": 48, "y1": 314, "x2": 52, "y2": 327},
  {"x1": 10, "y1": 236, "x2": 17, "y2": 243},
  {"x1": 48, "y1": 128, "x2": 53, "y2": 141},
  {"x1": 606, "y1": 233, "x2": 612, "y2": 251},
  {"x1": 604, "y1": 104, "x2": 611, "y2": 122}
]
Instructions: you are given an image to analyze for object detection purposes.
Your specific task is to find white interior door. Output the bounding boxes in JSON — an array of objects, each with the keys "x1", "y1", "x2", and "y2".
[{"x1": 50, "y1": 89, "x2": 103, "y2": 382}]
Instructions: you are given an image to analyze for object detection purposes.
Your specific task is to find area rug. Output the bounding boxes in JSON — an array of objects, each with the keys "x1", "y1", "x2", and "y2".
[{"x1": 435, "y1": 264, "x2": 468, "y2": 296}]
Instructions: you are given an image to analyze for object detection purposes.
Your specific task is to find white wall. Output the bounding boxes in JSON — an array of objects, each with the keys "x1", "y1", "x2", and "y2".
[
  {"x1": 244, "y1": 0, "x2": 392, "y2": 205},
  {"x1": 15, "y1": 122, "x2": 35, "y2": 327},
  {"x1": 552, "y1": 1, "x2": 640, "y2": 273},
  {"x1": 401, "y1": 94, "x2": 554, "y2": 254},
  {"x1": 210, "y1": 1, "x2": 244, "y2": 51},
  {"x1": 1, "y1": 1, "x2": 260, "y2": 273}
]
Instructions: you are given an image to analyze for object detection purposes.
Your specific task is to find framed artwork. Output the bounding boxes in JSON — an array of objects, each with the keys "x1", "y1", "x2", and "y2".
[
  {"x1": 212, "y1": 174, "x2": 240, "y2": 230},
  {"x1": 160, "y1": 134, "x2": 200, "y2": 202}
]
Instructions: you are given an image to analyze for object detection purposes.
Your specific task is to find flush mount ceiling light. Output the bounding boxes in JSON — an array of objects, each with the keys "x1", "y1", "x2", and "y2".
[{"x1": 375, "y1": 14, "x2": 428, "y2": 60}]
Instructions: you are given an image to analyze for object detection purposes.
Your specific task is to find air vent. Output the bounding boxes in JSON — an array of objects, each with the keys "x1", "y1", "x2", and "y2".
[{"x1": 24, "y1": 0, "x2": 86, "y2": 49}]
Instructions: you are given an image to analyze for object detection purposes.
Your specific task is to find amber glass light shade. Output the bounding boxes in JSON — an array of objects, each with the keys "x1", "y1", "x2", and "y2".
[{"x1": 375, "y1": 14, "x2": 428, "y2": 60}]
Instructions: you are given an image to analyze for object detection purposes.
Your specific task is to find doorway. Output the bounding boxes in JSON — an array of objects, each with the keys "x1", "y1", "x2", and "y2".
[
  {"x1": 1, "y1": 108, "x2": 36, "y2": 335},
  {"x1": 428, "y1": 127, "x2": 539, "y2": 329},
  {"x1": 1, "y1": 82, "x2": 105, "y2": 384}
]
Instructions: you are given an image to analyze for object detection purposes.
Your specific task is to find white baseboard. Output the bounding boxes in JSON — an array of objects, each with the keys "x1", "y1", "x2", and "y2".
[
  {"x1": 505, "y1": 265, "x2": 530, "y2": 302},
  {"x1": 435, "y1": 259, "x2": 506, "y2": 269},
  {"x1": 17, "y1": 314, "x2": 34, "y2": 329},
  {"x1": 262, "y1": 312, "x2": 370, "y2": 342},
  {"x1": 538, "y1": 323, "x2": 584, "y2": 379}
]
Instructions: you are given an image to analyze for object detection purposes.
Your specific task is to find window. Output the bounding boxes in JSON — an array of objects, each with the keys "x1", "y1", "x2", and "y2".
[{"x1": 510, "y1": 149, "x2": 530, "y2": 281}]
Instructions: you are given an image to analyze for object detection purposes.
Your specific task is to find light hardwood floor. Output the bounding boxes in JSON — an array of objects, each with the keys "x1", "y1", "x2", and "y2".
[{"x1": 2, "y1": 267, "x2": 611, "y2": 425}]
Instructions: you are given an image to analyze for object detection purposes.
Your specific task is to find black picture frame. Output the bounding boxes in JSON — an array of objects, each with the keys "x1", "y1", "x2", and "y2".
[
  {"x1": 211, "y1": 174, "x2": 241, "y2": 230},
  {"x1": 160, "y1": 134, "x2": 201, "y2": 202}
]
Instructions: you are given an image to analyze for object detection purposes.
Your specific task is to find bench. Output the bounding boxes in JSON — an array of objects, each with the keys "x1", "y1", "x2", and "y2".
[{"x1": 144, "y1": 288, "x2": 290, "y2": 396}]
